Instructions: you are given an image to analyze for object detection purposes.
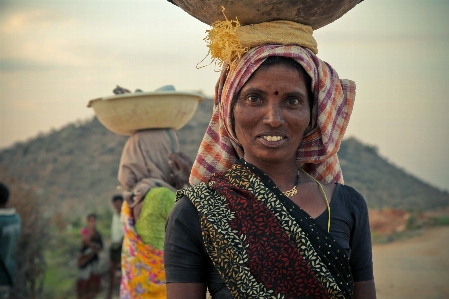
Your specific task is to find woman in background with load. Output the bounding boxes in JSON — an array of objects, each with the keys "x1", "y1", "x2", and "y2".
[
  {"x1": 117, "y1": 129, "x2": 192, "y2": 299},
  {"x1": 164, "y1": 18, "x2": 376, "y2": 299}
]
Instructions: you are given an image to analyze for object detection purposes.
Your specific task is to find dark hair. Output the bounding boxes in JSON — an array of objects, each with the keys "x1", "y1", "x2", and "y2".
[
  {"x1": 86, "y1": 213, "x2": 97, "y2": 220},
  {"x1": 112, "y1": 194, "x2": 124, "y2": 203},
  {"x1": 0, "y1": 182, "x2": 9, "y2": 205}
]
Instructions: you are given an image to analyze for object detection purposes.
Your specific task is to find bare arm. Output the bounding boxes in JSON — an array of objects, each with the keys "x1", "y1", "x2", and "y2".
[
  {"x1": 168, "y1": 152, "x2": 193, "y2": 189},
  {"x1": 354, "y1": 280, "x2": 376, "y2": 299},
  {"x1": 166, "y1": 282, "x2": 207, "y2": 299}
]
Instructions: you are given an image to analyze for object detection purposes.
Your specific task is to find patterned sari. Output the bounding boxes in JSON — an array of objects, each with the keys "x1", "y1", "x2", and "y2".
[
  {"x1": 179, "y1": 160, "x2": 354, "y2": 299},
  {"x1": 120, "y1": 201, "x2": 166, "y2": 299}
]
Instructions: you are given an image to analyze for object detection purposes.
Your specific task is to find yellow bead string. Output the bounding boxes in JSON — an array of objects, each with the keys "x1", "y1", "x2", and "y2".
[{"x1": 299, "y1": 168, "x2": 331, "y2": 233}]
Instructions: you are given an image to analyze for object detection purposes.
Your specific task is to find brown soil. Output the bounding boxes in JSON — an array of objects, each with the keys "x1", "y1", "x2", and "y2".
[
  {"x1": 369, "y1": 209, "x2": 411, "y2": 235},
  {"x1": 373, "y1": 226, "x2": 449, "y2": 299}
]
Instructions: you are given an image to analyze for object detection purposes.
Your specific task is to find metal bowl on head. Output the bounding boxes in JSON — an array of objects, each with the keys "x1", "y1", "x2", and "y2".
[
  {"x1": 168, "y1": 0, "x2": 363, "y2": 30},
  {"x1": 87, "y1": 91, "x2": 204, "y2": 135}
]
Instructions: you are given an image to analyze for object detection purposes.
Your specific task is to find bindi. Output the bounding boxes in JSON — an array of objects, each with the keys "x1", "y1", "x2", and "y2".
[{"x1": 274, "y1": 91, "x2": 279, "y2": 95}]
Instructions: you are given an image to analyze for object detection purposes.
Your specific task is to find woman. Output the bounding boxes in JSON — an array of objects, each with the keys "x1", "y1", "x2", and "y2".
[
  {"x1": 164, "y1": 44, "x2": 376, "y2": 298},
  {"x1": 118, "y1": 129, "x2": 192, "y2": 299},
  {"x1": 77, "y1": 213, "x2": 103, "y2": 299}
]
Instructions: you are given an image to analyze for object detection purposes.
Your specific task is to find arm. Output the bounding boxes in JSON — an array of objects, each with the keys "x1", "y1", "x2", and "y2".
[
  {"x1": 168, "y1": 152, "x2": 193, "y2": 189},
  {"x1": 354, "y1": 280, "x2": 376, "y2": 299},
  {"x1": 167, "y1": 283, "x2": 207, "y2": 299},
  {"x1": 345, "y1": 186, "x2": 377, "y2": 298},
  {"x1": 164, "y1": 197, "x2": 209, "y2": 299}
]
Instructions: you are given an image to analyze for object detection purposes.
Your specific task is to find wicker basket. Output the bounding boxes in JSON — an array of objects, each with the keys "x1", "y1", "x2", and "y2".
[
  {"x1": 169, "y1": 0, "x2": 363, "y2": 30},
  {"x1": 87, "y1": 91, "x2": 204, "y2": 135}
]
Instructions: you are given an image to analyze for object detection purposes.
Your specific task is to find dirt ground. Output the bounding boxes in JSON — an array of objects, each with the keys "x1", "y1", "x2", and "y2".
[{"x1": 373, "y1": 226, "x2": 449, "y2": 299}]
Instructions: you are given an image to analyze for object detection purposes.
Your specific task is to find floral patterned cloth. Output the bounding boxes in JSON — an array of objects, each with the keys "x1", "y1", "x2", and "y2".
[
  {"x1": 120, "y1": 201, "x2": 166, "y2": 299},
  {"x1": 179, "y1": 159, "x2": 354, "y2": 299}
]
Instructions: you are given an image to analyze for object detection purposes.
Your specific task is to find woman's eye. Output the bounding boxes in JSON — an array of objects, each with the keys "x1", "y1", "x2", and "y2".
[
  {"x1": 287, "y1": 98, "x2": 300, "y2": 105},
  {"x1": 246, "y1": 95, "x2": 261, "y2": 103}
]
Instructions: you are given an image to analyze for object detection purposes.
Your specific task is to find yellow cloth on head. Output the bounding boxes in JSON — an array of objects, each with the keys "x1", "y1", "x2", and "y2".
[
  {"x1": 205, "y1": 18, "x2": 317, "y2": 69},
  {"x1": 238, "y1": 21, "x2": 317, "y2": 53}
]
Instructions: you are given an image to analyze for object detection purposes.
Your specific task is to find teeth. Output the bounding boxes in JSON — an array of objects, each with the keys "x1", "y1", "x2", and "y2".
[{"x1": 263, "y1": 136, "x2": 283, "y2": 142}]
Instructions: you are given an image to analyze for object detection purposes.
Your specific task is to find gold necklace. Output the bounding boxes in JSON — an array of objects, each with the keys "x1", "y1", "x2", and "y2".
[
  {"x1": 282, "y1": 169, "x2": 300, "y2": 197},
  {"x1": 299, "y1": 168, "x2": 331, "y2": 233}
]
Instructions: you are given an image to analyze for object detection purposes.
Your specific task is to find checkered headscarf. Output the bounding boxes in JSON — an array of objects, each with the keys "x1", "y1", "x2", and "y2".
[{"x1": 190, "y1": 44, "x2": 355, "y2": 185}]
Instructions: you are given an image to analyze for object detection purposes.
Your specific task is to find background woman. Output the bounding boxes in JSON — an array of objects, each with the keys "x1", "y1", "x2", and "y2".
[
  {"x1": 164, "y1": 44, "x2": 376, "y2": 299},
  {"x1": 118, "y1": 128, "x2": 192, "y2": 299},
  {"x1": 77, "y1": 213, "x2": 103, "y2": 299}
]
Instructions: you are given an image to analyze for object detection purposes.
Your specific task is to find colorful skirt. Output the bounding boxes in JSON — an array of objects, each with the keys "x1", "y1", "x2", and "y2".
[{"x1": 120, "y1": 201, "x2": 166, "y2": 299}]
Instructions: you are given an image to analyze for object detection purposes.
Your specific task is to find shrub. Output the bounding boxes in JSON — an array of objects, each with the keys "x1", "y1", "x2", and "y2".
[{"x1": 0, "y1": 171, "x2": 49, "y2": 299}]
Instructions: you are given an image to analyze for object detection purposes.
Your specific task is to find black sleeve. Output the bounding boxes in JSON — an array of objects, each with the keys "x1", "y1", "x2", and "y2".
[
  {"x1": 343, "y1": 186, "x2": 374, "y2": 282},
  {"x1": 164, "y1": 196, "x2": 210, "y2": 282}
]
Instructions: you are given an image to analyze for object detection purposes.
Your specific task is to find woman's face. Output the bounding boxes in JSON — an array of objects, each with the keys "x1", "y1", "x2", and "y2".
[
  {"x1": 87, "y1": 216, "x2": 97, "y2": 229},
  {"x1": 233, "y1": 63, "x2": 310, "y2": 167}
]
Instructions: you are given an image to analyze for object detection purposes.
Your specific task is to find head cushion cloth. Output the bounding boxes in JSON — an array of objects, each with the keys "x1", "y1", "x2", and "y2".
[{"x1": 190, "y1": 44, "x2": 355, "y2": 185}]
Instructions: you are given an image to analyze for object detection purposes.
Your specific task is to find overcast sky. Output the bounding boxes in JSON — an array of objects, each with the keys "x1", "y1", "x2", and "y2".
[{"x1": 1, "y1": 0, "x2": 448, "y2": 191}]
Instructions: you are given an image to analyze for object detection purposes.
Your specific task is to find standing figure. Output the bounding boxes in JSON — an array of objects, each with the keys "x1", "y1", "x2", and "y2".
[
  {"x1": 164, "y1": 45, "x2": 376, "y2": 298},
  {"x1": 77, "y1": 213, "x2": 103, "y2": 299},
  {"x1": 106, "y1": 195, "x2": 124, "y2": 299},
  {"x1": 117, "y1": 129, "x2": 191, "y2": 299},
  {"x1": 0, "y1": 182, "x2": 22, "y2": 299}
]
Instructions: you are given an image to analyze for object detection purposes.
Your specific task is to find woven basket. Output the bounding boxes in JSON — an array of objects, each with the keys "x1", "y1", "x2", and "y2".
[
  {"x1": 169, "y1": 0, "x2": 363, "y2": 30},
  {"x1": 88, "y1": 91, "x2": 204, "y2": 135}
]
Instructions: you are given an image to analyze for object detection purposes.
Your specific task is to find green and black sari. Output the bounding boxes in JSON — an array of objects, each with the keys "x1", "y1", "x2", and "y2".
[{"x1": 178, "y1": 160, "x2": 354, "y2": 299}]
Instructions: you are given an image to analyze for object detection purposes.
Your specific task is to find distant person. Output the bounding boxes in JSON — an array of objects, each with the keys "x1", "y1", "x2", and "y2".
[
  {"x1": 77, "y1": 213, "x2": 103, "y2": 299},
  {"x1": 117, "y1": 129, "x2": 192, "y2": 299},
  {"x1": 106, "y1": 195, "x2": 124, "y2": 299},
  {"x1": 0, "y1": 182, "x2": 22, "y2": 299}
]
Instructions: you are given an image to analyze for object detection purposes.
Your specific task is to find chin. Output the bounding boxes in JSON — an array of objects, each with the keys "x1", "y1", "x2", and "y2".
[{"x1": 248, "y1": 151, "x2": 294, "y2": 166}]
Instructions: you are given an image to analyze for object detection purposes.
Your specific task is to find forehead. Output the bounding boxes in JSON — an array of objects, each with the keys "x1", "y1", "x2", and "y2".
[{"x1": 241, "y1": 63, "x2": 307, "y2": 90}]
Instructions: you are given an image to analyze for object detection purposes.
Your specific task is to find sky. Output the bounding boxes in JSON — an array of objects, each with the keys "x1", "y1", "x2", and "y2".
[{"x1": 1, "y1": 0, "x2": 448, "y2": 191}]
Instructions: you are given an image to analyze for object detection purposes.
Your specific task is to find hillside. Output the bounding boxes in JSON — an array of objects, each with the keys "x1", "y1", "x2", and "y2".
[
  {"x1": 1, "y1": 96, "x2": 448, "y2": 217},
  {"x1": 339, "y1": 138, "x2": 449, "y2": 210}
]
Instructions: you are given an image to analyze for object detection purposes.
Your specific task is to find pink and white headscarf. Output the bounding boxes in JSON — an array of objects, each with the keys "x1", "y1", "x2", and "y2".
[{"x1": 190, "y1": 44, "x2": 355, "y2": 185}]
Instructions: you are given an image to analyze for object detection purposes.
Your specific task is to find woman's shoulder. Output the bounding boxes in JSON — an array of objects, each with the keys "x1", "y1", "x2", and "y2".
[
  {"x1": 334, "y1": 183, "x2": 368, "y2": 212},
  {"x1": 170, "y1": 195, "x2": 198, "y2": 220}
]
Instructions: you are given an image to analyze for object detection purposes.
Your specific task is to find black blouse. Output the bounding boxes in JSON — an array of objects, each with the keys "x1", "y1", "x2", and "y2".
[{"x1": 164, "y1": 183, "x2": 373, "y2": 298}]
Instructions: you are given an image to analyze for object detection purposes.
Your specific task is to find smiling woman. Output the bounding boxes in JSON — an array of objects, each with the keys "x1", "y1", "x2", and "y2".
[
  {"x1": 164, "y1": 44, "x2": 376, "y2": 299},
  {"x1": 232, "y1": 57, "x2": 312, "y2": 168}
]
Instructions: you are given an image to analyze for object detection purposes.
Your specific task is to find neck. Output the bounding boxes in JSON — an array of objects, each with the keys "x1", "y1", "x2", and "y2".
[{"x1": 243, "y1": 157, "x2": 299, "y2": 191}]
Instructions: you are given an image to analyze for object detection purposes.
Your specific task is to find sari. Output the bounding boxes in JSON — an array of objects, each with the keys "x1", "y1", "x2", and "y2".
[
  {"x1": 118, "y1": 129, "x2": 180, "y2": 298},
  {"x1": 178, "y1": 159, "x2": 354, "y2": 299},
  {"x1": 120, "y1": 201, "x2": 166, "y2": 299}
]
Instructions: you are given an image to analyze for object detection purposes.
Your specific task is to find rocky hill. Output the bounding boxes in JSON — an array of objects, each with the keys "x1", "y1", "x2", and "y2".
[{"x1": 1, "y1": 95, "x2": 448, "y2": 217}]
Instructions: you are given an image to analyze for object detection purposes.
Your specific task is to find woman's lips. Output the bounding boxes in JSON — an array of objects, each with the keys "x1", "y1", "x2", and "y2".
[{"x1": 258, "y1": 135, "x2": 286, "y2": 147}]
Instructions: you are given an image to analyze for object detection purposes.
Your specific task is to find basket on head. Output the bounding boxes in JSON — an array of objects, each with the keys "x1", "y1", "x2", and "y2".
[
  {"x1": 168, "y1": 0, "x2": 363, "y2": 30},
  {"x1": 87, "y1": 90, "x2": 204, "y2": 135}
]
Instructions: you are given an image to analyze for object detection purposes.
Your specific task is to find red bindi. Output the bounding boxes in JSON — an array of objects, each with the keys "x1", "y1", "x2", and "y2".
[{"x1": 274, "y1": 91, "x2": 279, "y2": 95}]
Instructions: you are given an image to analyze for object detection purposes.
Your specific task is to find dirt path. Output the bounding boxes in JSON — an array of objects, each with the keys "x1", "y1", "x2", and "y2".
[{"x1": 373, "y1": 226, "x2": 449, "y2": 299}]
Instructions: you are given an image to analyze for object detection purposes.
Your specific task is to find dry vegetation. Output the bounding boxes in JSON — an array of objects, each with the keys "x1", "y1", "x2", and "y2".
[{"x1": 0, "y1": 171, "x2": 49, "y2": 299}]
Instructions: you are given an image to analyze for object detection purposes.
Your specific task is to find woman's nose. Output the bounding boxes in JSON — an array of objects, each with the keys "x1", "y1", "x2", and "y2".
[{"x1": 263, "y1": 103, "x2": 284, "y2": 127}]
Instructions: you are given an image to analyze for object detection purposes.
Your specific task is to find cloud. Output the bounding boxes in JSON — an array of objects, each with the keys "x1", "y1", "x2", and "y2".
[
  {"x1": 315, "y1": 30, "x2": 449, "y2": 48},
  {"x1": 1, "y1": 9, "x2": 75, "y2": 33},
  {"x1": 0, "y1": 58, "x2": 66, "y2": 72}
]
